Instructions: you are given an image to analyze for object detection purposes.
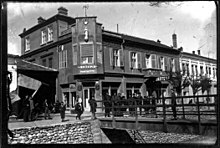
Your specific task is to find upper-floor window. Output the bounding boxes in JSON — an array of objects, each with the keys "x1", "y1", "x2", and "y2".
[
  {"x1": 25, "y1": 37, "x2": 30, "y2": 51},
  {"x1": 113, "y1": 49, "x2": 120, "y2": 67},
  {"x1": 186, "y1": 63, "x2": 189, "y2": 75},
  {"x1": 200, "y1": 66, "x2": 204, "y2": 75},
  {"x1": 58, "y1": 45, "x2": 67, "y2": 69},
  {"x1": 49, "y1": 57, "x2": 53, "y2": 68},
  {"x1": 41, "y1": 29, "x2": 47, "y2": 44},
  {"x1": 164, "y1": 57, "x2": 169, "y2": 71},
  {"x1": 209, "y1": 67, "x2": 211, "y2": 75},
  {"x1": 131, "y1": 52, "x2": 137, "y2": 68},
  {"x1": 191, "y1": 64, "x2": 194, "y2": 75},
  {"x1": 158, "y1": 56, "x2": 164, "y2": 70},
  {"x1": 130, "y1": 52, "x2": 142, "y2": 69},
  {"x1": 171, "y1": 58, "x2": 175, "y2": 72},
  {"x1": 213, "y1": 67, "x2": 216, "y2": 78},
  {"x1": 48, "y1": 26, "x2": 53, "y2": 42},
  {"x1": 206, "y1": 66, "x2": 208, "y2": 75},
  {"x1": 182, "y1": 63, "x2": 186, "y2": 75},
  {"x1": 145, "y1": 54, "x2": 151, "y2": 68},
  {"x1": 80, "y1": 42, "x2": 94, "y2": 64},
  {"x1": 42, "y1": 59, "x2": 47, "y2": 67},
  {"x1": 195, "y1": 65, "x2": 198, "y2": 76},
  {"x1": 151, "y1": 54, "x2": 157, "y2": 68}
]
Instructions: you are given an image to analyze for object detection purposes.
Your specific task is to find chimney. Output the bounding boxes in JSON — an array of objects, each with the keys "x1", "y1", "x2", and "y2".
[
  {"x1": 23, "y1": 28, "x2": 26, "y2": 33},
  {"x1": 192, "y1": 51, "x2": 195, "y2": 54},
  {"x1": 38, "y1": 17, "x2": 45, "y2": 24},
  {"x1": 157, "y1": 39, "x2": 161, "y2": 43},
  {"x1": 58, "y1": 7, "x2": 68, "y2": 16},
  {"x1": 117, "y1": 24, "x2": 119, "y2": 33},
  {"x1": 197, "y1": 50, "x2": 200, "y2": 55},
  {"x1": 172, "y1": 33, "x2": 177, "y2": 48}
]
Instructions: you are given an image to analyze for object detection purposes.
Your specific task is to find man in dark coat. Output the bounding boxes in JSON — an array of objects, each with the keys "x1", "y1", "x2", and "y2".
[
  {"x1": 128, "y1": 94, "x2": 135, "y2": 116},
  {"x1": 75, "y1": 98, "x2": 84, "y2": 120},
  {"x1": 143, "y1": 96, "x2": 151, "y2": 115},
  {"x1": 103, "y1": 93, "x2": 111, "y2": 117},
  {"x1": 171, "y1": 89, "x2": 177, "y2": 120},
  {"x1": 23, "y1": 95, "x2": 30, "y2": 122},
  {"x1": 89, "y1": 97, "x2": 97, "y2": 120},
  {"x1": 111, "y1": 93, "x2": 118, "y2": 116},
  {"x1": 136, "y1": 93, "x2": 143, "y2": 116}
]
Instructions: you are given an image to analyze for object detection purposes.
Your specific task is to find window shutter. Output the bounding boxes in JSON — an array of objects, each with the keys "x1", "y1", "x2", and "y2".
[
  {"x1": 119, "y1": 49, "x2": 124, "y2": 67},
  {"x1": 109, "y1": 47, "x2": 113, "y2": 66},
  {"x1": 151, "y1": 54, "x2": 156, "y2": 68},
  {"x1": 137, "y1": 52, "x2": 142, "y2": 69},
  {"x1": 143, "y1": 54, "x2": 146, "y2": 68},
  {"x1": 129, "y1": 51, "x2": 132, "y2": 68},
  {"x1": 157, "y1": 56, "x2": 161, "y2": 69},
  {"x1": 167, "y1": 57, "x2": 170, "y2": 72},
  {"x1": 175, "y1": 58, "x2": 179, "y2": 72},
  {"x1": 81, "y1": 44, "x2": 93, "y2": 57},
  {"x1": 73, "y1": 45, "x2": 77, "y2": 65}
]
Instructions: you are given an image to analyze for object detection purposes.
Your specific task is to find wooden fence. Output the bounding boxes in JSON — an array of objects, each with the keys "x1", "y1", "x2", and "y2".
[{"x1": 96, "y1": 94, "x2": 217, "y2": 135}]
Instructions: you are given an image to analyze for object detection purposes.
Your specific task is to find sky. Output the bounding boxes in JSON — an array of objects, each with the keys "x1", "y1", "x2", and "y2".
[{"x1": 7, "y1": 1, "x2": 217, "y2": 59}]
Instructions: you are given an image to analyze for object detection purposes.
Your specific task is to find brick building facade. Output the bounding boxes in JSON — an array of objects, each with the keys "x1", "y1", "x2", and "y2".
[{"x1": 20, "y1": 7, "x2": 181, "y2": 112}]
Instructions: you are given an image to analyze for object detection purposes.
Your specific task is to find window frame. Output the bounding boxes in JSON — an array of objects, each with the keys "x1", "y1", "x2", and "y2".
[
  {"x1": 47, "y1": 25, "x2": 53, "y2": 42},
  {"x1": 41, "y1": 29, "x2": 47, "y2": 45},
  {"x1": 25, "y1": 36, "x2": 30, "y2": 52},
  {"x1": 58, "y1": 45, "x2": 68, "y2": 69},
  {"x1": 145, "y1": 54, "x2": 151, "y2": 69},
  {"x1": 80, "y1": 42, "x2": 94, "y2": 65}
]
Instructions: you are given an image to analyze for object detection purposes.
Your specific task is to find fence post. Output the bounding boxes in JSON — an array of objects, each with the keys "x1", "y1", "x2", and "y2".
[
  {"x1": 196, "y1": 95, "x2": 201, "y2": 135},
  {"x1": 112, "y1": 101, "x2": 116, "y2": 129},
  {"x1": 162, "y1": 95, "x2": 167, "y2": 133},
  {"x1": 182, "y1": 96, "x2": 185, "y2": 119}
]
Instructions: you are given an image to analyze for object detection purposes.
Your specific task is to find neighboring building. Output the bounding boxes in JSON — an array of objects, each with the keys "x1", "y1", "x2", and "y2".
[
  {"x1": 180, "y1": 50, "x2": 217, "y2": 103},
  {"x1": 8, "y1": 54, "x2": 20, "y2": 93},
  {"x1": 20, "y1": 7, "x2": 181, "y2": 112}
]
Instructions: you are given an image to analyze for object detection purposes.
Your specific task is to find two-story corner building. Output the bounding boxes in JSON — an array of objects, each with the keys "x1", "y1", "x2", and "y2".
[
  {"x1": 20, "y1": 7, "x2": 181, "y2": 112},
  {"x1": 180, "y1": 50, "x2": 217, "y2": 103}
]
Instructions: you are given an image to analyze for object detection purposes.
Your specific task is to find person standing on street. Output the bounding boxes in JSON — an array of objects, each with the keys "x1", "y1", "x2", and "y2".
[
  {"x1": 103, "y1": 93, "x2": 111, "y2": 117},
  {"x1": 23, "y1": 95, "x2": 30, "y2": 122},
  {"x1": 75, "y1": 98, "x2": 84, "y2": 120},
  {"x1": 171, "y1": 89, "x2": 177, "y2": 120},
  {"x1": 29, "y1": 96, "x2": 34, "y2": 121},
  {"x1": 89, "y1": 97, "x2": 97, "y2": 120},
  {"x1": 44, "y1": 99, "x2": 51, "y2": 119},
  {"x1": 60, "y1": 101, "x2": 66, "y2": 122}
]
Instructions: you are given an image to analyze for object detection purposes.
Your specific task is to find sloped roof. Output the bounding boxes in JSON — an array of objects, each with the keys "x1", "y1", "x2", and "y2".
[
  {"x1": 17, "y1": 59, "x2": 57, "y2": 72},
  {"x1": 16, "y1": 59, "x2": 58, "y2": 84},
  {"x1": 103, "y1": 30, "x2": 178, "y2": 51}
]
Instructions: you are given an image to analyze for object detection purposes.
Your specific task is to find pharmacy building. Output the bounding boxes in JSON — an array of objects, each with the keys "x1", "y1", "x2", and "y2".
[{"x1": 20, "y1": 7, "x2": 181, "y2": 112}]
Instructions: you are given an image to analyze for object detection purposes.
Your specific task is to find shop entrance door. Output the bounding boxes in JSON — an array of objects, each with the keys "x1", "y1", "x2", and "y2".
[{"x1": 83, "y1": 87, "x2": 95, "y2": 111}]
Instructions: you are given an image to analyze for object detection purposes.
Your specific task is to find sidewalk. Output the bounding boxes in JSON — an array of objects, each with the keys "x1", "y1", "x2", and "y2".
[{"x1": 8, "y1": 111, "x2": 95, "y2": 130}]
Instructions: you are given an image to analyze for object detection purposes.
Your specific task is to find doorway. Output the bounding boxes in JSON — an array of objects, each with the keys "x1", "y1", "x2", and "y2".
[{"x1": 83, "y1": 87, "x2": 95, "y2": 111}]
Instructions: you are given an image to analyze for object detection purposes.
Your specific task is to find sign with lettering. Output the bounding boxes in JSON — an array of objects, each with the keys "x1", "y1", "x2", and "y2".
[
  {"x1": 78, "y1": 65, "x2": 97, "y2": 69},
  {"x1": 79, "y1": 69, "x2": 96, "y2": 73}
]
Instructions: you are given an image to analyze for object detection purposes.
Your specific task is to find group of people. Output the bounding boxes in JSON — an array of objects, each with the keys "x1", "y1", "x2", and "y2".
[
  {"x1": 103, "y1": 90, "x2": 177, "y2": 120},
  {"x1": 73, "y1": 96, "x2": 97, "y2": 120}
]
